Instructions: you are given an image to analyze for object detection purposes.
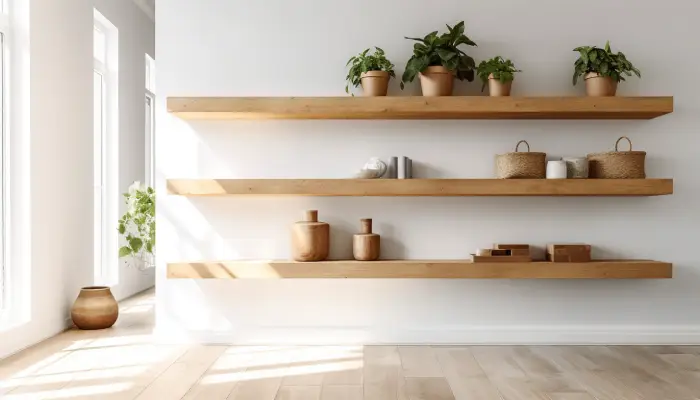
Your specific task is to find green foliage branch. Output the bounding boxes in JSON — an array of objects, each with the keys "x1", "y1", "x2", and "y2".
[{"x1": 118, "y1": 182, "x2": 155, "y2": 269}]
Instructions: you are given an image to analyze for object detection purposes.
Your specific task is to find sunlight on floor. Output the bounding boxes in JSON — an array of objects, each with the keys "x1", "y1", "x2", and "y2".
[
  {"x1": 2, "y1": 383, "x2": 134, "y2": 400},
  {"x1": 201, "y1": 359, "x2": 364, "y2": 385},
  {"x1": 0, "y1": 290, "x2": 365, "y2": 399}
]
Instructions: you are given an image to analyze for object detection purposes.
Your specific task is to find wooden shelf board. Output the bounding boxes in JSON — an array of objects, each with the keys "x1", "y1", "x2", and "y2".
[
  {"x1": 167, "y1": 260, "x2": 672, "y2": 279},
  {"x1": 166, "y1": 179, "x2": 673, "y2": 197},
  {"x1": 167, "y1": 96, "x2": 673, "y2": 120}
]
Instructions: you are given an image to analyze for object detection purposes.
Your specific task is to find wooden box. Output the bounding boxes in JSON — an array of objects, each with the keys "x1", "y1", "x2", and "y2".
[
  {"x1": 493, "y1": 244, "x2": 531, "y2": 258},
  {"x1": 494, "y1": 244, "x2": 530, "y2": 250},
  {"x1": 473, "y1": 244, "x2": 532, "y2": 263},
  {"x1": 546, "y1": 244, "x2": 591, "y2": 262},
  {"x1": 471, "y1": 255, "x2": 533, "y2": 263}
]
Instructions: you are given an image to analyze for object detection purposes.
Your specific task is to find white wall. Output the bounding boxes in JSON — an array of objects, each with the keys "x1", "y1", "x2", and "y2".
[
  {"x1": 0, "y1": 0, "x2": 154, "y2": 360},
  {"x1": 156, "y1": 0, "x2": 700, "y2": 344}
]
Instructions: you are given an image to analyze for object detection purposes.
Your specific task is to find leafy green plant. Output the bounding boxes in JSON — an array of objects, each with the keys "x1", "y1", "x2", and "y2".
[
  {"x1": 572, "y1": 41, "x2": 640, "y2": 85},
  {"x1": 401, "y1": 21, "x2": 477, "y2": 89},
  {"x1": 345, "y1": 47, "x2": 396, "y2": 94},
  {"x1": 118, "y1": 181, "x2": 155, "y2": 269},
  {"x1": 476, "y1": 56, "x2": 521, "y2": 91}
]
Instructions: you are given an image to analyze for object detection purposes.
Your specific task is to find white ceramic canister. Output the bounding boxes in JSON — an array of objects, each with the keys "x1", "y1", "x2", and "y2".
[
  {"x1": 561, "y1": 157, "x2": 589, "y2": 178},
  {"x1": 546, "y1": 160, "x2": 568, "y2": 179}
]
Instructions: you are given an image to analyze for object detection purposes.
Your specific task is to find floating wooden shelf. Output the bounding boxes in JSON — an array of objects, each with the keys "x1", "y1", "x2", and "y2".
[
  {"x1": 167, "y1": 96, "x2": 673, "y2": 120},
  {"x1": 167, "y1": 260, "x2": 672, "y2": 279},
  {"x1": 167, "y1": 179, "x2": 673, "y2": 197}
]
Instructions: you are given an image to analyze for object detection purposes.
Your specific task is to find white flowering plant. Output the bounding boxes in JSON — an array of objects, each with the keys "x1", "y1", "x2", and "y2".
[{"x1": 118, "y1": 181, "x2": 155, "y2": 268}]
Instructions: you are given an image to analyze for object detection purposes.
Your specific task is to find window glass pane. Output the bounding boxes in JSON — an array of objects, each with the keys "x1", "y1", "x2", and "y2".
[
  {"x1": 145, "y1": 95, "x2": 154, "y2": 186},
  {"x1": 94, "y1": 27, "x2": 106, "y2": 64},
  {"x1": 145, "y1": 61, "x2": 150, "y2": 90},
  {"x1": 145, "y1": 55, "x2": 155, "y2": 93},
  {"x1": 93, "y1": 70, "x2": 105, "y2": 279}
]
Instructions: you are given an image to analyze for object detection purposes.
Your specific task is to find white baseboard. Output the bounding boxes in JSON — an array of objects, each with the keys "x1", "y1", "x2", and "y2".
[
  {"x1": 0, "y1": 317, "x2": 73, "y2": 360},
  {"x1": 152, "y1": 325, "x2": 700, "y2": 345}
]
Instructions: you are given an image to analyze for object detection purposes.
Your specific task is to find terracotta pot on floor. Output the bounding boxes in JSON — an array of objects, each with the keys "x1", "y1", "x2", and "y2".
[
  {"x1": 419, "y1": 66, "x2": 454, "y2": 96},
  {"x1": 71, "y1": 286, "x2": 119, "y2": 330},
  {"x1": 584, "y1": 72, "x2": 618, "y2": 96},
  {"x1": 488, "y1": 73, "x2": 513, "y2": 97},
  {"x1": 360, "y1": 71, "x2": 389, "y2": 96}
]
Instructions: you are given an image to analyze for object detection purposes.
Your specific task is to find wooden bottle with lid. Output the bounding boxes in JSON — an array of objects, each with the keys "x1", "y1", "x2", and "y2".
[
  {"x1": 292, "y1": 210, "x2": 329, "y2": 262},
  {"x1": 353, "y1": 218, "x2": 380, "y2": 261}
]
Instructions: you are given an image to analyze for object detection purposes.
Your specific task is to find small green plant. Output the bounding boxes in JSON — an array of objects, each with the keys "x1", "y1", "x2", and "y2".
[
  {"x1": 118, "y1": 181, "x2": 155, "y2": 269},
  {"x1": 345, "y1": 47, "x2": 396, "y2": 94},
  {"x1": 476, "y1": 56, "x2": 521, "y2": 91},
  {"x1": 572, "y1": 41, "x2": 640, "y2": 85},
  {"x1": 401, "y1": 21, "x2": 477, "y2": 89}
]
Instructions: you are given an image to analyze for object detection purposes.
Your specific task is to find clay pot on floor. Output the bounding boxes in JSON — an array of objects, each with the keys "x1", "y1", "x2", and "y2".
[
  {"x1": 488, "y1": 73, "x2": 513, "y2": 97},
  {"x1": 71, "y1": 286, "x2": 119, "y2": 330},
  {"x1": 584, "y1": 72, "x2": 618, "y2": 96},
  {"x1": 419, "y1": 66, "x2": 454, "y2": 96},
  {"x1": 360, "y1": 71, "x2": 389, "y2": 96}
]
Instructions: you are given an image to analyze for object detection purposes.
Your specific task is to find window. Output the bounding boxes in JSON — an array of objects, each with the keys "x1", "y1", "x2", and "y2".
[
  {"x1": 0, "y1": 1, "x2": 9, "y2": 310},
  {"x1": 145, "y1": 55, "x2": 155, "y2": 186},
  {"x1": 94, "y1": 10, "x2": 118, "y2": 285}
]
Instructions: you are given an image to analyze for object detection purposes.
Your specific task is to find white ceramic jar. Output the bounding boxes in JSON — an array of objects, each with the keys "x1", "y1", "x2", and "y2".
[{"x1": 546, "y1": 160, "x2": 568, "y2": 179}]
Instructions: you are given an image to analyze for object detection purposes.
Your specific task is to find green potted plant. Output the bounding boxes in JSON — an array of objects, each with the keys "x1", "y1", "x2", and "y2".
[
  {"x1": 118, "y1": 181, "x2": 155, "y2": 270},
  {"x1": 401, "y1": 21, "x2": 477, "y2": 96},
  {"x1": 477, "y1": 56, "x2": 521, "y2": 97},
  {"x1": 345, "y1": 47, "x2": 396, "y2": 96},
  {"x1": 573, "y1": 41, "x2": 641, "y2": 97}
]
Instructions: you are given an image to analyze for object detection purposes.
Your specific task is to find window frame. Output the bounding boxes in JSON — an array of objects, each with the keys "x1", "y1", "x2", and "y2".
[
  {"x1": 0, "y1": 2, "x2": 10, "y2": 311},
  {"x1": 145, "y1": 54, "x2": 155, "y2": 187},
  {"x1": 93, "y1": 10, "x2": 119, "y2": 286},
  {"x1": 145, "y1": 91, "x2": 155, "y2": 187}
]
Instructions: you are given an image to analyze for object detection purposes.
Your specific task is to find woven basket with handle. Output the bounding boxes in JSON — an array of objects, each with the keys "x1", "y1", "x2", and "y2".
[
  {"x1": 495, "y1": 140, "x2": 546, "y2": 179},
  {"x1": 587, "y1": 136, "x2": 646, "y2": 179}
]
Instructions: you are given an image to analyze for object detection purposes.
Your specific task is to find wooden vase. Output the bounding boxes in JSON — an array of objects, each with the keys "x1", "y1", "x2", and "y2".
[
  {"x1": 353, "y1": 218, "x2": 380, "y2": 261},
  {"x1": 71, "y1": 286, "x2": 118, "y2": 330},
  {"x1": 292, "y1": 210, "x2": 329, "y2": 262}
]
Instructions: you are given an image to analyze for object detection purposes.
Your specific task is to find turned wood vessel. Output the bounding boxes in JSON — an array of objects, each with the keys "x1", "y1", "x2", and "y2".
[
  {"x1": 292, "y1": 210, "x2": 329, "y2": 262},
  {"x1": 353, "y1": 218, "x2": 380, "y2": 261}
]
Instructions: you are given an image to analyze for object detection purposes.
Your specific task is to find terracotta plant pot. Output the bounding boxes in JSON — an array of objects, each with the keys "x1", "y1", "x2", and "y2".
[
  {"x1": 71, "y1": 286, "x2": 118, "y2": 330},
  {"x1": 488, "y1": 73, "x2": 513, "y2": 97},
  {"x1": 419, "y1": 66, "x2": 454, "y2": 96},
  {"x1": 360, "y1": 71, "x2": 389, "y2": 97},
  {"x1": 584, "y1": 72, "x2": 618, "y2": 97}
]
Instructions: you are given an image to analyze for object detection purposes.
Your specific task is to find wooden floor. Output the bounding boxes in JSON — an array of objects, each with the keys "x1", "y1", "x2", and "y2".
[{"x1": 1, "y1": 290, "x2": 700, "y2": 399}]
